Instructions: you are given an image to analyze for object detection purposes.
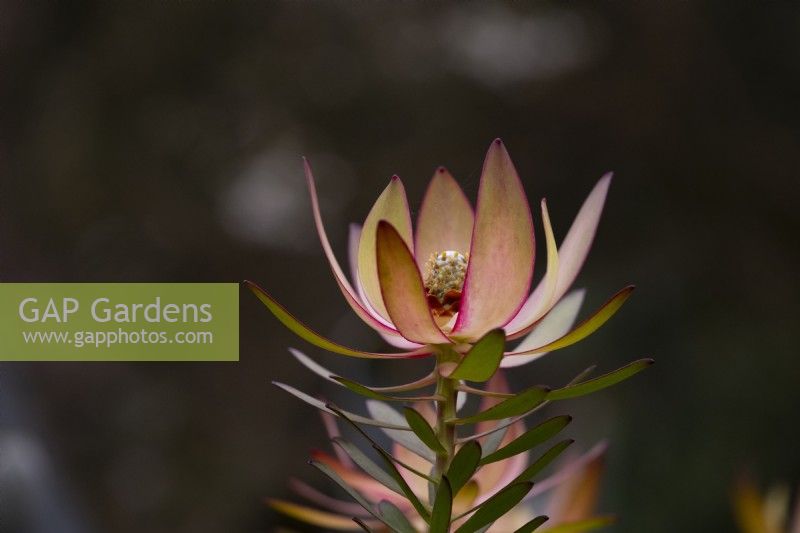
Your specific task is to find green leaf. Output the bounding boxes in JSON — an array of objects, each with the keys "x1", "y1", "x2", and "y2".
[
  {"x1": 310, "y1": 460, "x2": 377, "y2": 519},
  {"x1": 288, "y1": 347, "x2": 341, "y2": 384},
  {"x1": 289, "y1": 348, "x2": 437, "y2": 392},
  {"x1": 366, "y1": 400, "x2": 437, "y2": 462},
  {"x1": 504, "y1": 285, "x2": 636, "y2": 357},
  {"x1": 404, "y1": 407, "x2": 446, "y2": 455},
  {"x1": 480, "y1": 415, "x2": 572, "y2": 466},
  {"x1": 430, "y1": 477, "x2": 453, "y2": 533},
  {"x1": 449, "y1": 328, "x2": 505, "y2": 382},
  {"x1": 548, "y1": 359, "x2": 654, "y2": 401},
  {"x1": 459, "y1": 365, "x2": 600, "y2": 445},
  {"x1": 273, "y1": 382, "x2": 410, "y2": 430},
  {"x1": 452, "y1": 386, "x2": 549, "y2": 426},
  {"x1": 377, "y1": 500, "x2": 416, "y2": 533},
  {"x1": 331, "y1": 438, "x2": 403, "y2": 496},
  {"x1": 514, "y1": 515, "x2": 549, "y2": 532},
  {"x1": 334, "y1": 376, "x2": 442, "y2": 402},
  {"x1": 245, "y1": 280, "x2": 429, "y2": 359},
  {"x1": 457, "y1": 384, "x2": 514, "y2": 399},
  {"x1": 454, "y1": 482, "x2": 533, "y2": 533},
  {"x1": 543, "y1": 516, "x2": 615, "y2": 533},
  {"x1": 569, "y1": 364, "x2": 597, "y2": 384},
  {"x1": 373, "y1": 446, "x2": 431, "y2": 523},
  {"x1": 512, "y1": 439, "x2": 574, "y2": 483},
  {"x1": 326, "y1": 403, "x2": 438, "y2": 483},
  {"x1": 446, "y1": 441, "x2": 482, "y2": 495}
]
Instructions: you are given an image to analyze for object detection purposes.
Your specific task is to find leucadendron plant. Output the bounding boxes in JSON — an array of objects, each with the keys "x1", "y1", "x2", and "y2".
[{"x1": 246, "y1": 139, "x2": 652, "y2": 532}]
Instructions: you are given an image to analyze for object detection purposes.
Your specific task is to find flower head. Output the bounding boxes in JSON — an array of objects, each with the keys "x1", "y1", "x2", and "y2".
[
  {"x1": 422, "y1": 250, "x2": 468, "y2": 323},
  {"x1": 246, "y1": 139, "x2": 633, "y2": 365}
]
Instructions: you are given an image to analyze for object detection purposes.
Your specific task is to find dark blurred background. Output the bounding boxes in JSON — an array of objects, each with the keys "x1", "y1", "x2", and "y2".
[{"x1": 1, "y1": 1, "x2": 798, "y2": 532}]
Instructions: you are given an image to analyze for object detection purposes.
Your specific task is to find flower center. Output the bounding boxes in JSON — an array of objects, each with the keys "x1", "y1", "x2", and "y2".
[{"x1": 422, "y1": 250, "x2": 468, "y2": 321}]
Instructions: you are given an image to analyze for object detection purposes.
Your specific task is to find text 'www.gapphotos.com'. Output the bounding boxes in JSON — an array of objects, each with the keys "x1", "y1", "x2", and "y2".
[{"x1": 22, "y1": 328, "x2": 214, "y2": 348}]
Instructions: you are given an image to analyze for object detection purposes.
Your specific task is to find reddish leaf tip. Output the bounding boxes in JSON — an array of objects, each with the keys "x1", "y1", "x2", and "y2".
[
  {"x1": 376, "y1": 219, "x2": 393, "y2": 232},
  {"x1": 493, "y1": 138, "x2": 503, "y2": 145}
]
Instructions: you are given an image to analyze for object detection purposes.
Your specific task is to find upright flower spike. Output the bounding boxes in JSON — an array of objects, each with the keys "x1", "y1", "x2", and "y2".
[{"x1": 252, "y1": 139, "x2": 652, "y2": 533}]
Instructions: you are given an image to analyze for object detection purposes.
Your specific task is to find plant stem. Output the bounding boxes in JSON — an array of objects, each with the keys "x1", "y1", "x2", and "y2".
[{"x1": 432, "y1": 348, "x2": 458, "y2": 482}]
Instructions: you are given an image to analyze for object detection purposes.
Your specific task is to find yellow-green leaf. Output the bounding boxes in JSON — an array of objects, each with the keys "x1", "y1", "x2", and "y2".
[
  {"x1": 245, "y1": 280, "x2": 429, "y2": 359},
  {"x1": 503, "y1": 286, "x2": 634, "y2": 358}
]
